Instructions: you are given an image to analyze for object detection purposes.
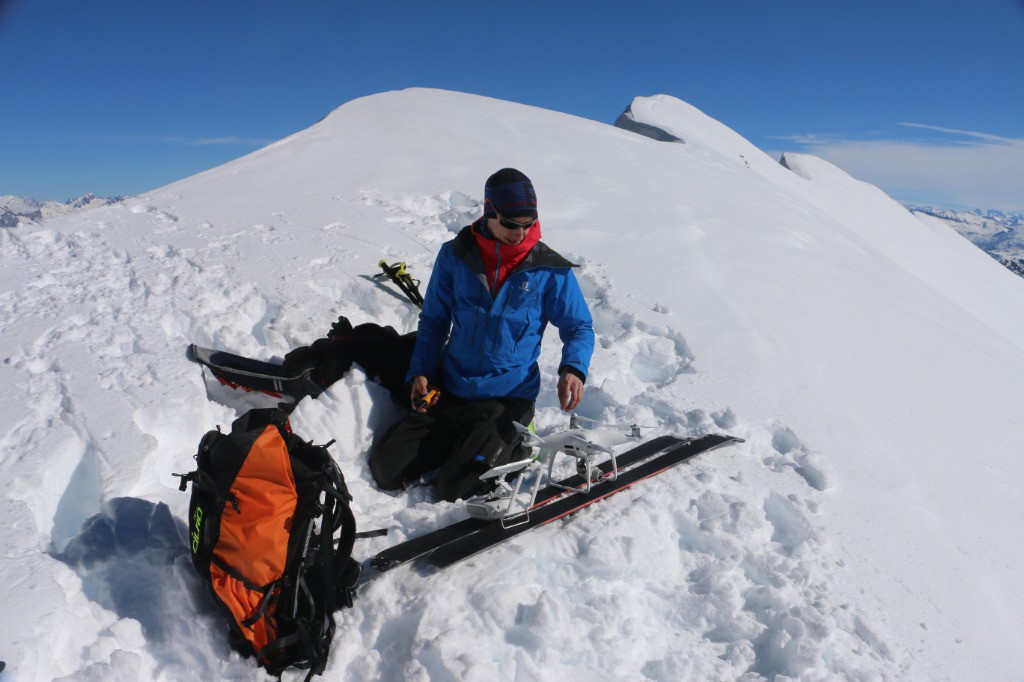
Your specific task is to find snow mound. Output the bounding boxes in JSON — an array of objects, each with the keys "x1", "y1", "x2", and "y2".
[
  {"x1": 614, "y1": 106, "x2": 685, "y2": 143},
  {"x1": 616, "y1": 95, "x2": 784, "y2": 177},
  {"x1": 2, "y1": 88, "x2": 1023, "y2": 680}
]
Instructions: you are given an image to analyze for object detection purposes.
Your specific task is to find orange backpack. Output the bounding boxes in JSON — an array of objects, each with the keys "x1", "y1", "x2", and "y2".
[{"x1": 175, "y1": 408, "x2": 360, "y2": 679}]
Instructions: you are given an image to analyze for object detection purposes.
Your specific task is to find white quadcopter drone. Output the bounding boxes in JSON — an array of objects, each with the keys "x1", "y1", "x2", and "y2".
[{"x1": 464, "y1": 414, "x2": 653, "y2": 526}]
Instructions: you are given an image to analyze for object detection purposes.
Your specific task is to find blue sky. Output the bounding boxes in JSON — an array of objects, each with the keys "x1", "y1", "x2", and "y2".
[{"x1": 2, "y1": 0, "x2": 1022, "y2": 210}]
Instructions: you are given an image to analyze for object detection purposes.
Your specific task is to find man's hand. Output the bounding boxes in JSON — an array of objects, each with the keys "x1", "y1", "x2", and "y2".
[
  {"x1": 557, "y1": 370, "x2": 585, "y2": 412},
  {"x1": 410, "y1": 375, "x2": 439, "y2": 412}
]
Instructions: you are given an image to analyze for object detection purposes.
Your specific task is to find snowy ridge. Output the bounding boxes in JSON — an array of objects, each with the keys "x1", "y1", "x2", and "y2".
[
  {"x1": 2, "y1": 88, "x2": 1023, "y2": 680},
  {"x1": 616, "y1": 95, "x2": 781, "y2": 176}
]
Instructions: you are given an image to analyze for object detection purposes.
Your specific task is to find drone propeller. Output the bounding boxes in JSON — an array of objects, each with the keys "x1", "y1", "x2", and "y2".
[
  {"x1": 512, "y1": 422, "x2": 627, "y2": 453},
  {"x1": 569, "y1": 414, "x2": 657, "y2": 431},
  {"x1": 511, "y1": 422, "x2": 559, "y2": 449}
]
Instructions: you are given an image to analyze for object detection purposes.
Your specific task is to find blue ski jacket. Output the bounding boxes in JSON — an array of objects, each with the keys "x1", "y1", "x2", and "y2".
[{"x1": 406, "y1": 224, "x2": 594, "y2": 401}]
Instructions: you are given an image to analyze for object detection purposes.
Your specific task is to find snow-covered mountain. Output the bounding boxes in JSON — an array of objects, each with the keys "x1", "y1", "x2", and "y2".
[
  {"x1": 911, "y1": 207, "x2": 1024, "y2": 231},
  {"x1": 3, "y1": 88, "x2": 1024, "y2": 681},
  {"x1": 909, "y1": 206, "x2": 1024, "y2": 278},
  {"x1": 0, "y1": 193, "x2": 123, "y2": 226}
]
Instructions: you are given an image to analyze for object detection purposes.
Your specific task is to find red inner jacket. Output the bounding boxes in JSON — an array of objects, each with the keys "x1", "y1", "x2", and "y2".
[{"x1": 473, "y1": 220, "x2": 542, "y2": 295}]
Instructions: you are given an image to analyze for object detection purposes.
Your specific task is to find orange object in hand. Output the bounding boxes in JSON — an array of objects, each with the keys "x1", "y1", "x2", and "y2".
[{"x1": 413, "y1": 388, "x2": 440, "y2": 413}]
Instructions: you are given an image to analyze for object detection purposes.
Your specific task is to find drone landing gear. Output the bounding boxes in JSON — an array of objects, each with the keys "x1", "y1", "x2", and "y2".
[{"x1": 464, "y1": 414, "x2": 648, "y2": 526}]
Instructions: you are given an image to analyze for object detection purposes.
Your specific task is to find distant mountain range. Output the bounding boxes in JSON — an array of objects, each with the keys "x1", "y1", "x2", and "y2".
[
  {"x1": 0, "y1": 194, "x2": 123, "y2": 227},
  {"x1": 909, "y1": 207, "x2": 1024, "y2": 279}
]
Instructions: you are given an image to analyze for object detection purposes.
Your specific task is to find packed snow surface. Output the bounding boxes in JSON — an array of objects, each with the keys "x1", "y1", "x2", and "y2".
[{"x1": 2, "y1": 88, "x2": 1024, "y2": 681}]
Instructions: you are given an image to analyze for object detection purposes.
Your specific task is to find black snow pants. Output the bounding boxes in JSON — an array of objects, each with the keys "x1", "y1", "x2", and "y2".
[{"x1": 369, "y1": 394, "x2": 534, "y2": 502}]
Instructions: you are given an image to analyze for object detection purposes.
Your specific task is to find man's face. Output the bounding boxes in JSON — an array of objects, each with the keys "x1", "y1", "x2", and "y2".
[{"x1": 487, "y1": 214, "x2": 536, "y2": 246}]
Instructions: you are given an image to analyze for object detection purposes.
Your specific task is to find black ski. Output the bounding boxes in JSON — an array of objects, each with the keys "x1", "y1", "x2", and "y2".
[
  {"x1": 427, "y1": 433, "x2": 742, "y2": 569},
  {"x1": 188, "y1": 344, "x2": 324, "y2": 401},
  {"x1": 371, "y1": 434, "x2": 685, "y2": 572}
]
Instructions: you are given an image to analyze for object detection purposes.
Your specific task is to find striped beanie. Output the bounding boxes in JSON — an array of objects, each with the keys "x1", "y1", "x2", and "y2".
[{"x1": 483, "y1": 168, "x2": 538, "y2": 219}]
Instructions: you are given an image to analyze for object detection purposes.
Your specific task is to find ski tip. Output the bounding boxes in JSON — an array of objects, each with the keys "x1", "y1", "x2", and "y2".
[
  {"x1": 709, "y1": 434, "x2": 745, "y2": 444},
  {"x1": 185, "y1": 343, "x2": 198, "y2": 362},
  {"x1": 686, "y1": 433, "x2": 745, "y2": 445}
]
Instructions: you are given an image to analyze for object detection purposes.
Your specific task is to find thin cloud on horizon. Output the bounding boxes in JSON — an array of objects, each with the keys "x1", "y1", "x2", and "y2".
[
  {"x1": 142, "y1": 134, "x2": 275, "y2": 147},
  {"x1": 770, "y1": 124, "x2": 1024, "y2": 212},
  {"x1": 896, "y1": 123, "x2": 1024, "y2": 146}
]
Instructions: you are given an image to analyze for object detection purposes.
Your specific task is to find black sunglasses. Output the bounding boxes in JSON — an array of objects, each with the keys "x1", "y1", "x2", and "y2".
[{"x1": 494, "y1": 208, "x2": 537, "y2": 231}]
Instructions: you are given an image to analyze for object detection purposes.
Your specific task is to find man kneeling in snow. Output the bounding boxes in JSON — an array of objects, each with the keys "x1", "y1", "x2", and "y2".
[{"x1": 369, "y1": 168, "x2": 595, "y2": 501}]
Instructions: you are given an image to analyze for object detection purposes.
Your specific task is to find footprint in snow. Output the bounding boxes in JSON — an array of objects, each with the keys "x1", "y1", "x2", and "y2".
[{"x1": 764, "y1": 423, "x2": 831, "y2": 491}]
